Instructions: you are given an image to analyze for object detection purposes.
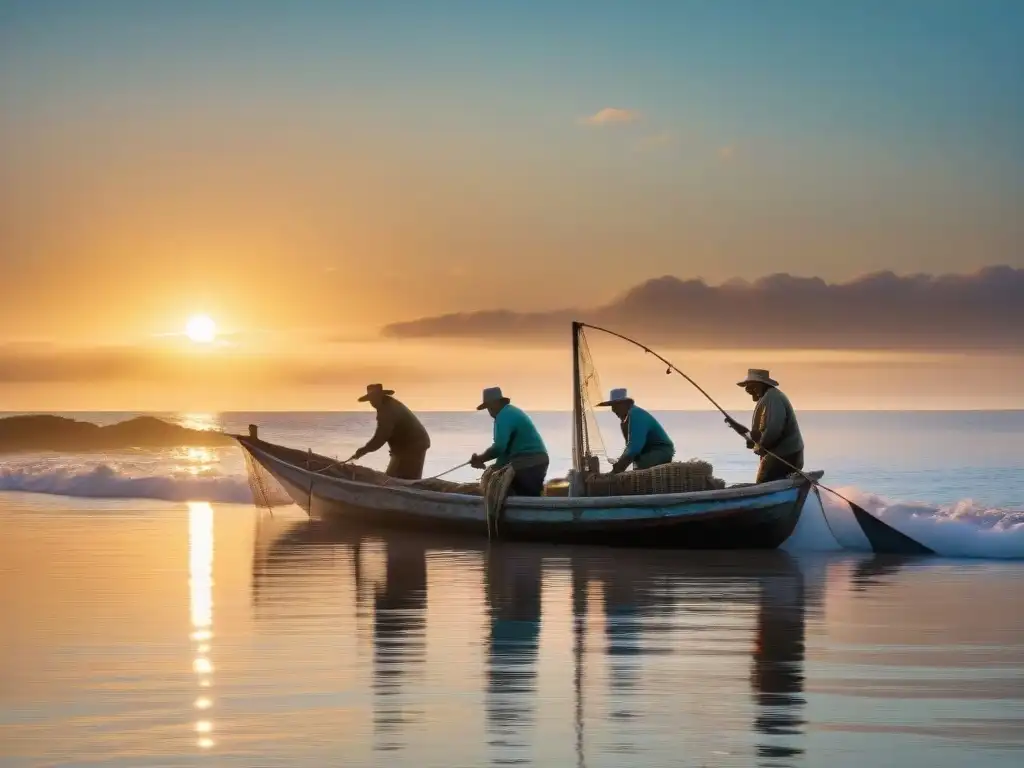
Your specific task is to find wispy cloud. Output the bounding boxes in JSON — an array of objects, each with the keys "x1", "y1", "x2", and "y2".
[
  {"x1": 580, "y1": 107, "x2": 642, "y2": 125},
  {"x1": 634, "y1": 131, "x2": 676, "y2": 152}
]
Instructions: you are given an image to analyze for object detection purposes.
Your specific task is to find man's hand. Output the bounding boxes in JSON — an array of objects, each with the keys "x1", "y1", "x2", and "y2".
[
  {"x1": 469, "y1": 454, "x2": 486, "y2": 470},
  {"x1": 725, "y1": 416, "x2": 749, "y2": 436},
  {"x1": 350, "y1": 447, "x2": 367, "y2": 461},
  {"x1": 609, "y1": 457, "x2": 630, "y2": 474}
]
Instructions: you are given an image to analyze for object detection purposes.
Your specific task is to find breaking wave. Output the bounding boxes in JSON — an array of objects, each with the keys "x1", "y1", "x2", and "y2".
[
  {"x1": 0, "y1": 457, "x2": 290, "y2": 505},
  {"x1": 2, "y1": 454, "x2": 1021, "y2": 560},
  {"x1": 785, "y1": 486, "x2": 1024, "y2": 560}
]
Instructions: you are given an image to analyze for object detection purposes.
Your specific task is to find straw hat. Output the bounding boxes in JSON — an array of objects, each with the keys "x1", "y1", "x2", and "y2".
[
  {"x1": 476, "y1": 386, "x2": 511, "y2": 410},
  {"x1": 736, "y1": 369, "x2": 778, "y2": 388},
  {"x1": 597, "y1": 387, "x2": 635, "y2": 407},
  {"x1": 357, "y1": 383, "x2": 395, "y2": 402}
]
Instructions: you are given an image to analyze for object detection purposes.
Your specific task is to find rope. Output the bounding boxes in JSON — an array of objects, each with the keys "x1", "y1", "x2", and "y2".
[
  {"x1": 811, "y1": 484, "x2": 844, "y2": 547},
  {"x1": 482, "y1": 465, "x2": 515, "y2": 540},
  {"x1": 311, "y1": 456, "x2": 355, "y2": 475},
  {"x1": 380, "y1": 460, "x2": 472, "y2": 487},
  {"x1": 418, "y1": 461, "x2": 471, "y2": 482},
  {"x1": 310, "y1": 455, "x2": 469, "y2": 484},
  {"x1": 579, "y1": 322, "x2": 872, "y2": 514}
]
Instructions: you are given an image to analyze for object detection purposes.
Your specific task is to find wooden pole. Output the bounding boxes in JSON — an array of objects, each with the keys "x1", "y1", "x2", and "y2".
[{"x1": 571, "y1": 321, "x2": 584, "y2": 474}]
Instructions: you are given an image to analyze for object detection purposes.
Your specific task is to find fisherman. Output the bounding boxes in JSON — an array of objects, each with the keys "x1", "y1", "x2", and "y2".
[
  {"x1": 725, "y1": 369, "x2": 805, "y2": 483},
  {"x1": 350, "y1": 383, "x2": 431, "y2": 479},
  {"x1": 469, "y1": 387, "x2": 549, "y2": 496},
  {"x1": 597, "y1": 387, "x2": 675, "y2": 474}
]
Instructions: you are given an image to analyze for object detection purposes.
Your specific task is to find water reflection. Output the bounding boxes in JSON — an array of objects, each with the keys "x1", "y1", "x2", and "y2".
[
  {"x1": 484, "y1": 546, "x2": 543, "y2": 763},
  {"x1": 849, "y1": 554, "x2": 923, "y2": 593},
  {"x1": 751, "y1": 554, "x2": 806, "y2": 765},
  {"x1": 182, "y1": 447, "x2": 216, "y2": 475},
  {"x1": 187, "y1": 501, "x2": 215, "y2": 751},
  {"x1": 368, "y1": 534, "x2": 428, "y2": 752},
  {"x1": 251, "y1": 520, "x2": 916, "y2": 766},
  {"x1": 178, "y1": 412, "x2": 221, "y2": 433}
]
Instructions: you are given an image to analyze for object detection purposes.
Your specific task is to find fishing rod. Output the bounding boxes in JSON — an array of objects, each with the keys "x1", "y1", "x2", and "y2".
[
  {"x1": 580, "y1": 322, "x2": 733, "y2": 419},
  {"x1": 578, "y1": 322, "x2": 934, "y2": 555}
]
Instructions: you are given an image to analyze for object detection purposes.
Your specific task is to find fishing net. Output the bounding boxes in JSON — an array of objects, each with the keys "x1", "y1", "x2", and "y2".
[
  {"x1": 482, "y1": 464, "x2": 515, "y2": 537},
  {"x1": 242, "y1": 449, "x2": 294, "y2": 510},
  {"x1": 575, "y1": 326, "x2": 608, "y2": 468}
]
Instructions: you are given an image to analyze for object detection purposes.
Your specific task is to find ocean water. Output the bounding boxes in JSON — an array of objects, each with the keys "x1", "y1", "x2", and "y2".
[
  {"x1": 1, "y1": 410, "x2": 1023, "y2": 766},
  {"x1": 1, "y1": 410, "x2": 1021, "y2": 557}
]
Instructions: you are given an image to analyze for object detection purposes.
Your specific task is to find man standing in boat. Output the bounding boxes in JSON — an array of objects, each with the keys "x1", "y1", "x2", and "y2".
[
  {"x1": 469, "y1": 387, "x2": 549, "y2": 496},
  {"x1": 350, "y1": 383, "x2": 431, "y2": 480},
  {"x1": 726, "y1": 369, "x2": 805, "y2": 483},
  {"x1": 597, "y1": 388, "x2": 675, "y2": 474}
]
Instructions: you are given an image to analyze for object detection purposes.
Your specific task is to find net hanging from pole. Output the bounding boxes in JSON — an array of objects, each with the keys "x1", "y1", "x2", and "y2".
[{"x1": 576, "y1": 326, "x2": 607, "y2": 464}]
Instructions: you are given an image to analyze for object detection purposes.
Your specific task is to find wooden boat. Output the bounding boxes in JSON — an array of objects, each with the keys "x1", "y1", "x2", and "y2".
[
  {"x1": 235, "y1": 321, "x2": 821, "y2": 549},
  {"x1": 237, "y1": 433, "x2": 820, "y2": 549}
]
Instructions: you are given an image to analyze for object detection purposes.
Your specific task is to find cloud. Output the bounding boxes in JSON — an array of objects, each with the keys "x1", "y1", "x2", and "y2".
[
  {"x1": 380, "y1": 265, "x2": 1024, "y2": 353},
  {"x1": 634, "y1": 131, "x2": 676, "y2": 152},
  {"x1": 580, "y1": 107, "x2": 642, "y2": 125}
]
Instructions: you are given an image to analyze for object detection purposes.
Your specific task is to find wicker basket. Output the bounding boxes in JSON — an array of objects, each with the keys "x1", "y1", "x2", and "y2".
[{"x1": 584, "y1": 460, "x2": 726, "y2": 497}]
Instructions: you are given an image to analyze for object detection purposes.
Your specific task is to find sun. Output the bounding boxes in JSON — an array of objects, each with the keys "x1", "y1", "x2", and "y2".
[{"x1": 185, "y1": 315, "x2": 217, "y2": 344}]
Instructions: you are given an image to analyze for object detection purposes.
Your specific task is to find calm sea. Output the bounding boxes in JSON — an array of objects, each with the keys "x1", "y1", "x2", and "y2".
[{"x1": 1, "y1": 410, "x2": 1022, "y2": 766}]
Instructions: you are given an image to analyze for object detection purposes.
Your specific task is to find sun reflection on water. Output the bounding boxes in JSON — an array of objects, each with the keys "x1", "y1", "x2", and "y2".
[
  {"x1": 179, "y1": 413, "x2": 221, "y2": 432},
  {"x1": 188, "y1": 501, "x2": 215, "y2": 751},
  {"x1": 183, "y1": 447, "x2": 216, "y2": 476}
]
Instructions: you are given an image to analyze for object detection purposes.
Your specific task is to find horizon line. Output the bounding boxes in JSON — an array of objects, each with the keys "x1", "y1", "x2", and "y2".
[{"x1": 3, "y1": 408, "x2": 1022, "y2": 416}]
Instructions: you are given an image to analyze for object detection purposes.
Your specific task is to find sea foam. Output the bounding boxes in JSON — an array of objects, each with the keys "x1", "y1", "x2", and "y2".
[
  {"x1": 2, "y1": 455, "x2": 1022, "y2": 559},
  {"x1": 0, "y1": 458, "x2": 290, "y2": 506},
  {"x1": 784, "y1": 486, "x2": 1024, "y2": 560}
]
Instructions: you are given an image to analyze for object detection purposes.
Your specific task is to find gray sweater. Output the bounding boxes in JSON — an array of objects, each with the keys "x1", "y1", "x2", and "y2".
[{"x1": 751, "y1": 387, "x2": 804, "y2": 457}]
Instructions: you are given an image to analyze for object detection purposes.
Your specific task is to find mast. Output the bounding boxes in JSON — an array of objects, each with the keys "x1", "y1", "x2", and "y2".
[{"x1": 571, "y1": 321, "x2": 584, "y2": 474}]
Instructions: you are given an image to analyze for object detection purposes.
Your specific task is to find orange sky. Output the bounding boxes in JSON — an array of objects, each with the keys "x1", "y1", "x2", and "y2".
[
  {"x1": 1, "y1": 333, "x2": 1021, "y2": 412},
  {"x1": 1, "y1": 3, "x2": 1021, "y2": 411}
]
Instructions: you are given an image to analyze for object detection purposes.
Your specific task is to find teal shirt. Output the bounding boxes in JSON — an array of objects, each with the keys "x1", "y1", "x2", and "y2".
[
  {"x1": 622, "y1": 406, "x2": 674, "y2": 461},
  {"x1": 482, "y1": 404, "x2": 548, "y2": 467}
]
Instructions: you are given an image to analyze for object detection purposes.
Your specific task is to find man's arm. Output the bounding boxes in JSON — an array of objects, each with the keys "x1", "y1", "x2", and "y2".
[
  {"x1": 473, "y1": 412, "x2": 514, "y2": 464},
  {"x1": 354, "y1": 405, "x2": 396, "y2": 457},
  {"x1": 756, "y1": 391, "x2": 786, "y2": 451},
  {"x1": 612, "y1": 411, "x2": 649, "y2": 472}
]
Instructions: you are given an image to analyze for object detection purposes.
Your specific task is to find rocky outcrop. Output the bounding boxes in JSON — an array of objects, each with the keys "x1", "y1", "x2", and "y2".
[{"x1": 0, "y1": 414, "x2": 236, "y2": 453}]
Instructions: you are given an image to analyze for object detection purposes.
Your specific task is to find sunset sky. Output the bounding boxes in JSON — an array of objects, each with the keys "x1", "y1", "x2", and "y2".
[{"x1": 1, "y1": 1, "x2": 1021, "y2": 411}]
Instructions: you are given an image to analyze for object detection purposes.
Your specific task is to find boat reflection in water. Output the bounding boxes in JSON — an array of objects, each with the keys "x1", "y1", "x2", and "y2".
[
  {"x1": 251, "y1": 515, "x2": 901, "y2": 766},
  {"x1": 483, "y1": 544, "x2": 544, "y2": 762},
  {"x1": 370, "y1": 531, "x2": 428, "y2": 752}
]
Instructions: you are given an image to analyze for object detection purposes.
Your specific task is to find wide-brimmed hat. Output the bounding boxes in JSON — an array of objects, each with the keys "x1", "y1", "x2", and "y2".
[
  {"x1": 358, "y1": 383, "x2": 395, "y2": 402},
  {"x1": 736, "y1": 369, "x2": 778, "y2": 388},
  {"x1": 597, "y1": 387, "x2": 634, "y2": 407},
  {"x1": 476, "y1": 386, "x2": 511, "y2": 410}
]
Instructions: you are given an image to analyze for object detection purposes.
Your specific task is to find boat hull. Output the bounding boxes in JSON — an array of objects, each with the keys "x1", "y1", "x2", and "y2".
[{"x1": 238, "y1": 436, "x2": 817, "y2": 550}]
